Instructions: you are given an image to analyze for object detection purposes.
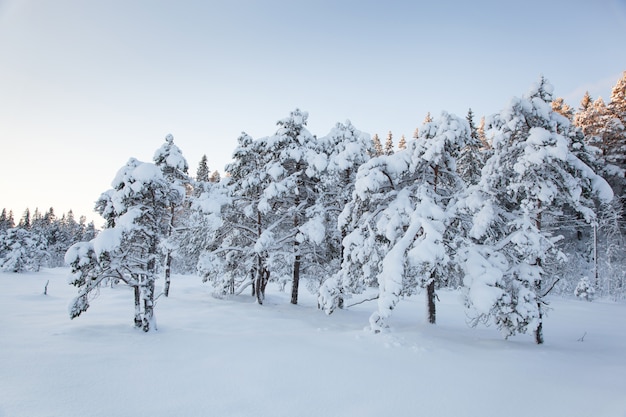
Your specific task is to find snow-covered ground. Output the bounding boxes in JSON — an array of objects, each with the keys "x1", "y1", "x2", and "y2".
[{"x1": 1, "y1": 268, "x2": 625, "y2": 417}]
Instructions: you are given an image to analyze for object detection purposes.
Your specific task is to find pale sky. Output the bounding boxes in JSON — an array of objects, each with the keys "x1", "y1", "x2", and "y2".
[{"x1": 1, "y1": 0, "x2": 625, "y2": 225}]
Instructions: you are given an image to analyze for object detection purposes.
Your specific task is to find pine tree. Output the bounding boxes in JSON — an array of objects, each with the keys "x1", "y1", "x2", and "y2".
[
  {"x1": 338, "y1": 112, "x2": 471, "y2": 331},
  {"x1": 196, "y1": 154, "x2": 210, "y2": 183},
  {"x1": 458, "y1": 109, "x2": 485, "y2": 186},
  {"x1": 384, "y1": 131, "x2": 394, "y2": 155},
  {"x1": 315, "y1": 121, "x2": 373, "y2": 312},
  {"x1": 19, "y1": 209, "x2": 31, "y2": 230},
  {"x1": 0, "y1": 209, "x2": 14, "y2": 231},
  {"x1": 372, "y1": 134, "x2": 383, "y2": 156},
  {"x1": 579, "y1": 91, "x2": 593, "y2": 112},
  {"x1": 197, "y1": 132, "x2": 271, "y2": 302},
  {"x1": 463, "y1": 77, "x2": 612, "y2": 344},
  {"x1": 551, "y1": 97, "x2": 574, "y2": 121},
  {"x1": 209, "y1": 170, "x2": 221, "y2": 183},
  {"x1": 0, "y1": 227, "x2": 48, "y2": 272},
  {"x1": 66, "y1": 158, "x2": 177, "y2": 331},
  {"x1": 608, "y1": 71, "x2": 626, "y2": 121},
  {"x1": 398, "y1": 135, "x2": 407, "y2": 150},
  {"x1": 153, "y1": 134, "x2": 189, "y2": 297}
]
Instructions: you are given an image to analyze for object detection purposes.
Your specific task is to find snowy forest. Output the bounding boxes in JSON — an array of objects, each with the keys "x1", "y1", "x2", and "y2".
[{"x1": 3, "y1": 73, "x2": 626, "y2": 344}]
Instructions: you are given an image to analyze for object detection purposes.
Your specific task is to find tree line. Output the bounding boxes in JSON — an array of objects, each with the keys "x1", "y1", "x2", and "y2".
[
  {"x1": 0, "y1": 208, "x2": 96, "y2": 272},
  {"x1": 21, "y1": 72, "x2": 626, "y2": 343}
]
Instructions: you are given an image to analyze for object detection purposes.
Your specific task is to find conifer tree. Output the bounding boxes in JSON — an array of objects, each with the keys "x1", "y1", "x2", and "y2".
[
  {"x1": 477, "y1": 116, "x2": 487, "y2": 146},
  {"x1": 398, "y1": 134, "x2": 407, "y2": 150},
  {"x1": 609, "y1": 71, "x2": 626, "y2": 121},
  {"x1": 384, "y1": 131, "x2": 394, "y2": 155},
  {"x1": 371, "y1": 134, "x2": 383, "y2": 156},
  {"x1": 66, "y1": 158, "x2": 177, "y2": 331},
  {"x1": 464, "y1": 77, "x2": 612, "y2": 344},
  {"x1": 196, "y1": 154, "x2": 210, "y2": 183},
  {"x1": 336, "y1": 112, "x2": 471, "y2": 330},
  {"x1": 552, "y1": 97, "x2": 574, "y2": 121},
  {"x1": 19, "y1": 209, "x2": 31, "y2": 230},
  {"x1": 209, "y1": 170, "x2": 221, "y2": 183},
  {"x1": 153, "y1": 134, "x2": 189, "y2": 297}
]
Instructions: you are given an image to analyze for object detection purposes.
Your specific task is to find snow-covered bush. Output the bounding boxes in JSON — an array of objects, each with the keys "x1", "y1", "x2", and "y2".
[{"x1": 574, "y1": 277, "x2": 595, "y2": 301}]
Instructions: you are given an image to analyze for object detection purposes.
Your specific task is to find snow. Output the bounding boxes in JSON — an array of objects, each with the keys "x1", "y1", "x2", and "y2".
[{"x1": 1, "y1": 268, "x2": 625, "y2": 417}]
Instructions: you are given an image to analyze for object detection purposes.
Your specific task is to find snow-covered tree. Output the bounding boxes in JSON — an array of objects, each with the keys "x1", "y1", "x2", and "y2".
[
  {"x1": 333, "y1": 112, "x2": 471, "y2": 331},
  {"x1": 19, "y1": 208, "x2": 30, "y2": 230},
  {"x1": 258, "y1": 109, "x2": 323, "y2": 305},
  {"x1": 398, "y1": 134, "x2": 407, "y2": 150},
  {"x1": 384, "y1": 131, "x2": 394, "y2": 155},
  {"x1": 196, "y1": 154, "x2": 210, "y2": 183},
  {"x1": 153, "y1": 134, "x2": 189, "y2": 296},
  {"x1": 609, "y1": 71, "x2": 626, "y2": 122},
  {"x1": 66, "y1": 158, "x2": 177, "y2": 331},
  {"x1": 315, "y1": 120, "x2": 372, "y2": 310},
  {"x1": 458, "y1": 109, "x2": 485, "y2": 185},
  {"x1": 371, "y1": 133, "x2": 383, "y2": 157},
  {"x1": 574, "y1": 276, "x2": 595, "y2": 301},
  {"x1": 197, "y1": 132, "x2": 270, "y2": 302},
  {"x1": 0, "y1": 209, "x2": 15, "y2": 231},
  {"x1": 552, "y1": 97, "x2": 574, "y2": 121},
  {"x1": 463, "y1": 77, "x2": 613, "y2": 344},
  {"x1": 0, "y1": 227, "x2": 48, "y2": 272},
  {"x1": 209, "y1": 170, "x2": 221, "y2": 183}
]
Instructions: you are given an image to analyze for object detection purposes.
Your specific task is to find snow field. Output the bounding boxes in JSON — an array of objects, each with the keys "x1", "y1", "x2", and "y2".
[{"x1": 1, "y1": 268, "x2": 625, "y2": 417}]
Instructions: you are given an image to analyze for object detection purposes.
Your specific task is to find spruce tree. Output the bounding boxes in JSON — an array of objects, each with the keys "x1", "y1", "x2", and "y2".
[
  {"x1": 552, "y1": 97, "x2": 574, "y2": 121},
  {"x1": 384, "y1": 131, "x2": 394, "y2": 155},
  {"x1": 398, "y1": 134, "x2": 407, "y2": 150},
  {"x1": 196, "y1": 154, "x2": 210, "y2": 183},
  {"x1": 372, "y1": 134, "x2": 383, "y2": 156}
]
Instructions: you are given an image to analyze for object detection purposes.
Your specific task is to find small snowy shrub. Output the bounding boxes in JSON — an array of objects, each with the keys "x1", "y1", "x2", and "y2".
[{"x1": 574, "y1": 277, "x2": 595, "y2": 301}]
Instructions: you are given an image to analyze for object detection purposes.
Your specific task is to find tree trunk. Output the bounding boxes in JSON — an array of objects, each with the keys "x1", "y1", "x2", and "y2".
[
  {"x1": 164, "y1": 252, "x2": 172, "y2": 297},
  {"x1": 291, "y1": 252, "x2": 301, "y2": 305},
  {"x1": 163, "y1": 205, "x2": 176, "y2": 297},
  {"x1": 133, "y1": 284, "x2": 142, "y2": 328},
  {"x1": 535, "y1": 304, "x2": 544, "y2": 344},
  {"x1": 427, "y1": 276, "x2": 436, "y2": 324},
  {"x1": 142, "y1": 277, "x2": 155, "y2": 332}
]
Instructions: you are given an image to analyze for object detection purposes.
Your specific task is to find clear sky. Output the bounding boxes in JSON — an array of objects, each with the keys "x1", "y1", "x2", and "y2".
[{"x1": 1, "y1": 0, "x2": 625, "y2": 225}]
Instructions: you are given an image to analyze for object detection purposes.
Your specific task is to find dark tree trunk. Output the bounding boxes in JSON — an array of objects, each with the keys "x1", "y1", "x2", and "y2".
[
  {"x1": 534, "y1": 203, "x2": 544, "y2": 345},
  {"x1": 535, "y1": 305, "x2": 544, "y2": 344},
  {"x1": 133, "y1": 285, "x2": 142, "y2": 328},
  {"x1": 427, "y1": 277, "x2": 436, "y2": 324},
  {"x1": 291, "y1": 252, "x2": 301, "y2": 305}
]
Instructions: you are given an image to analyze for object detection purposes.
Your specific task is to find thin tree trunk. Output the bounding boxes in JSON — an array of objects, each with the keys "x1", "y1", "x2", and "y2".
[
  {"x1": 133, "y1": 284, "x2": 142, "y2": 328},
  {"x1": 427, "y1": 277, "x2": 436, "y2": 324},
  {"x1": 142, "y1": 277, "x2": 155, "y2": 332},
  {"x1": 426, "y1": 165, "x2": 439, "y2": 325},
  {"x1": 534, "y1": 202, "x2": 544, "y2": 344},
  {"x1": 164, "y1": 252, "x2": 172, "y2": 297},
  {"x1": 535, "y1": 302, "x2": 544, "y2": 344},
  {"x1": 291, "y1": 177, "x2": 301, "y2": 306},
  {"x1": 291, "y1": 252, "x2": 301, "y2": 305},
  {"x1": 163, "y1": 205, "x2": 175, "y2": 297}
]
